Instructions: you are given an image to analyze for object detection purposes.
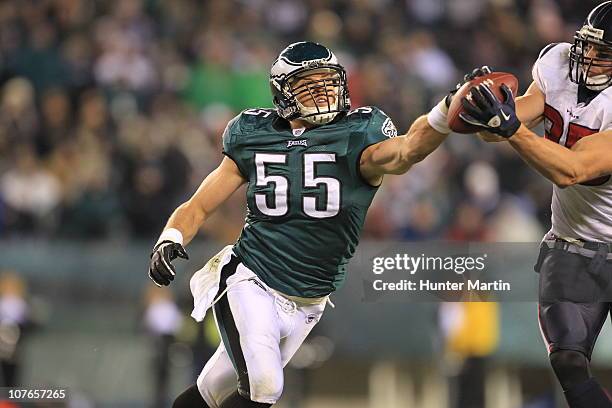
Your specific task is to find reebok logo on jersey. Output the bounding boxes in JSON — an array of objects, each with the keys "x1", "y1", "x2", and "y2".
[
  {"x1": 249, "y1": 278, "x2": 267, "y2": 292},
  {"x1": 287, "y1": 139, "x2": 308, "y2": 148},
  {"x1": 292, "y1": 127, "x2": 306, "y2": 137}
]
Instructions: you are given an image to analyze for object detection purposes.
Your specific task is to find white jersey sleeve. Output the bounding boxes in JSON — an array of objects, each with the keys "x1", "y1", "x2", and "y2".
[{"x1": 531, "y1": 43, "x2": 570, "y2": 94}]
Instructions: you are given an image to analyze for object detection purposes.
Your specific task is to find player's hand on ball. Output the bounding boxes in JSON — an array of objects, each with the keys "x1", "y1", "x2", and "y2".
[
  {"x1": 460, "y1": 83, "x2": 520, "y2": 138},
  {"x1": 461, "y1": 66, "x2": 493, "y2": 84},
  {"x1": 428, "y1": 65, "x2": 494, "y2": 135},
  {"x1": 148, "y1": 241, "x2": 189, "y2": 287},
  {"x1": 445, "y1": 66, "x2": 492, "y2": 107}
]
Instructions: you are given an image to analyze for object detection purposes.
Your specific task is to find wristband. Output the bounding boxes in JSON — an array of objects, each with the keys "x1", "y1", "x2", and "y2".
[
  {"x1": 156, "y1": 228, "x2": 184, "y2": 247},
  {"x1": 427, "y1": 99, "x2": 452, "y2": 134}
]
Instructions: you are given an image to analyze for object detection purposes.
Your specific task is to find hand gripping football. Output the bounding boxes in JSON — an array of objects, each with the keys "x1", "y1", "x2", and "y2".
[{"x1": 447, "y1": 72, "x2": 519, "y2": 134}]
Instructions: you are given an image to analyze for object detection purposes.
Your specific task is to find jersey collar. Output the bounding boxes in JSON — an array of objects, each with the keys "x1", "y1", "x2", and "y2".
[{"x1": 577, "y1": 83, "x2": 603, "y2": 105}]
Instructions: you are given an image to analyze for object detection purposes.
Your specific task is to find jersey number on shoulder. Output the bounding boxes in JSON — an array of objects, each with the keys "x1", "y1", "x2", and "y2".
[
  {"x1": 254, "y1": 153, "x2": 340, "y2": 219},
  {"x1": 347, "y1": 107, "x2": 373, "y2": 116},
  {"x1": 244, "y1": 108, "x2": 272, "y2": 117},
  {"x1": 544, "y1": 104, "x2": 610, "y2": 186}
]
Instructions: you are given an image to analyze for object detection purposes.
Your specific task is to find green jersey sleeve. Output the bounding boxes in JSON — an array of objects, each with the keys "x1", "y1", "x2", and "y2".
[
  {"x1": 365, "y1": 106, "x2": 398, "y2": 145},
  {"x1": 221, "y1": 112, "x2": 249, "y2": 177},
  {"x1": 347, "y1": 106, "x2": 398, "y2": 186},
  {"x1": 348, "y1": 106, "x2": 398, "y2": 151}
]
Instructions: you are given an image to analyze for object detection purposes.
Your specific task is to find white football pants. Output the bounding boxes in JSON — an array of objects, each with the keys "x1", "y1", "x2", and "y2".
[{"x1": 196, "y1": 254, "x2": 326, "y2": 406}]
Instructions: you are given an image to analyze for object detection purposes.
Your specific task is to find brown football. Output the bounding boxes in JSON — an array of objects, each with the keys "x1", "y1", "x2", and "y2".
[{"x1": 447, "y1": 72, "x2": 519, "y2": 134}]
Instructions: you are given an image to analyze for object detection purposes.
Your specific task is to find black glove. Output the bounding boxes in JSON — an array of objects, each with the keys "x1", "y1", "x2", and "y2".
[
  {"x1": 148, "y1": 241, "x2": 189, "y2": 287},
  {"x1": 445, "y1": 66, "x2": 493, "y2": 108},
  {"x1": 459, "y1": 83, "x2": 521, "y2": 138}
]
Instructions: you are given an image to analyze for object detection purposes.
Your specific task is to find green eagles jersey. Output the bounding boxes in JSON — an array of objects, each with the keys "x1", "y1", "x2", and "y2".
[{"x1": 223, "y1": 106, "x2": 397, "y2": 297}]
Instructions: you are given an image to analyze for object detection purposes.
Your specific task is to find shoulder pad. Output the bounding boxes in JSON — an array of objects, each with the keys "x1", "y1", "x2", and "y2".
[
  {"x1": 537, "y1": 42, "x2": 570, "y2": 65},
  {"x1": 222, "y1": 108, "x2": 277, "y2": 144},
  {"x1": 532, "y1": 43, "x2": 571, "y2": 93},
  {"x1": 345, "y1": 106, "x2": 390, "y2": 128},
  {"x1": 346, "y1": 106, "x2": 394, "y2": 127},
  {"x1": 236, "y1": 108, "x2": 278, "y2": 130},
  {"x1": 368, "y1": 106, "x2": 397, "y2": 138},
  {"x1": 222, "y1": 112, "x2": 242, "y2": 138},
  {"x1": 346, "y1": 106, "x2": 378, "y2": 119},
  {"x1": 538, "y1": 43, "x2": 562, "y2": 60},
  {"x1": 348, "y1": 105, "x2": 398, "y2": 146}
]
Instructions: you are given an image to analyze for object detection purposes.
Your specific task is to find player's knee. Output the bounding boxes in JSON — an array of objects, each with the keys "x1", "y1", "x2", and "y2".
[
  {"x1": 550, "y1": 350, "x2": 590, "y2": 390},
  {"x1": 550, "y1": 350, "x2": 588, "y2": 372},
  {"x1": 197, "y1": 368, "x2": 229, "y2": 408},
  {"x1": 239, "y1": 334, "x2": 284, "y2": 403},
  {"x1": 246, "y1": 370, "x2": 284, "y2": 404}
]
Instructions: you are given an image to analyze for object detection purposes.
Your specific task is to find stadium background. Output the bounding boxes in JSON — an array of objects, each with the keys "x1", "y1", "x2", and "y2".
[{"x1": 0, "y1": 0, "x2": 611, "y2": 407}]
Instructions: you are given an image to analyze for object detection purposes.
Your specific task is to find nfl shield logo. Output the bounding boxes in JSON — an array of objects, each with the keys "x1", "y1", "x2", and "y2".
[{"x1": 306, "y1": 314, "x2": 318, "y2": 324}]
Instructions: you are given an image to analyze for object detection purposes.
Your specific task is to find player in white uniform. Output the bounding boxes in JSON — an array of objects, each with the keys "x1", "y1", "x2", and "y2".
[{"x1": 460, "y1": 3, "x2": 612, "y2": 407}]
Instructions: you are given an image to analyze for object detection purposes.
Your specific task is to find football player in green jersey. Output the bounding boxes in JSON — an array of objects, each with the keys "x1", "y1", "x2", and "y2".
[{"x1": 148, "y1": 41, "x2": 465, "y2": 408}]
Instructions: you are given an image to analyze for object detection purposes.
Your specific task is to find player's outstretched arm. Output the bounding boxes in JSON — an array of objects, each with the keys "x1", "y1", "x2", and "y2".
[
  {"x1": 148, "y1": 157, "x2": 246, "y2": 286},
  {"x1": 360, "y1": 115, "x2": 448, "y2": 183},
  {"x1": 510, "y1": 126, "x2": 612, "y2": 187},
  {"x1": 360, "y1": 67, "x2": 498, "y2": 183}
]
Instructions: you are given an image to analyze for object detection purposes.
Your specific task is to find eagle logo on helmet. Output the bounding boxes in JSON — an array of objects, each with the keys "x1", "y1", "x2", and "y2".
[{"x1": 270, "y1": 41, "x2": 351, "y2": 125}]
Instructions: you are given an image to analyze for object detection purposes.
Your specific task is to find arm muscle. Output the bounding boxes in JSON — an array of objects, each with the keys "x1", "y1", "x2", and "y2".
[
  {"x1": 516, "y1": 81, "x2": 545, "y2": 127},
  {"x1": 510, "y1": 126, "x2": 612, "y2": 187},
  {"x1": 360, "y1": 115, "x2": 448, "y2": 183}
]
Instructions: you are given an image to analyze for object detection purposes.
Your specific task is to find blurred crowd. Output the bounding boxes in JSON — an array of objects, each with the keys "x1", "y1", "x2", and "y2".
[{"x1": 0, "y1": 0, "x2": 599, "y2": 242}]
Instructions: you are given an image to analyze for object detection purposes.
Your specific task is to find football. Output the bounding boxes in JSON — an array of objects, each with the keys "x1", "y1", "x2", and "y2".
[{"x1": 447, "y1": 72, "x2": 519, "y2": 134}]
